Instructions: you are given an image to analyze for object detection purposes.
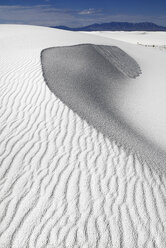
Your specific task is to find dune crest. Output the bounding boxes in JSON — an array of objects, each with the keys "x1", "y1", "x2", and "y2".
[
  {"x1": 41, "y1": 44, "x2": 166, "y2": 171},
  {"x1": 93, "y1": 45, "x2": 141, "y2": 78}
]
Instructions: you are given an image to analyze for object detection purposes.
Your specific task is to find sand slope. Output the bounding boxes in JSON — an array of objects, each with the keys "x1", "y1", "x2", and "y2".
[{"x1": 0, "y1": 25, "x2": 166, "y2": 248}]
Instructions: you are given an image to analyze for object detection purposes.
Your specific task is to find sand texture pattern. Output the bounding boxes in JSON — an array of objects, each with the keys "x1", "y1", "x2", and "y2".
[
  {"x1": 0, "y1": 25, "x2": 166, "y2": 248},
  {"x1": 41, "y1": 44, "x2": 166, "y2": 172}
]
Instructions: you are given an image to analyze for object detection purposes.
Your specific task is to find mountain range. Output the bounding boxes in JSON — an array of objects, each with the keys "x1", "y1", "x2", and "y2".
[{"x1": 52, "y1": 22, "x2": 166, "y2": 31}]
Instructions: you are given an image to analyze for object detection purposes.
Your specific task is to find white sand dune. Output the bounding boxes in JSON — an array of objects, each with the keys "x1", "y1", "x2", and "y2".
[
  {"x1": 0, "y1": 25, "x2": 166, "y2": 248},
  {"x1": 90, "y1": 31, "x2": 166, "y2": 46}
]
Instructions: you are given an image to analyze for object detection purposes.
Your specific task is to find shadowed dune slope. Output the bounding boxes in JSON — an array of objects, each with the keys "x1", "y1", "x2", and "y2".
[{"x1": 41, "y1": 44, "x2": 166, "y2": 172}]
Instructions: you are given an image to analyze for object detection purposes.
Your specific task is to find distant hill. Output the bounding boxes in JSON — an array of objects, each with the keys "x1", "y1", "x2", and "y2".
[{"x1": 52, "y1": 22, "x2": 166, "y2": 31}]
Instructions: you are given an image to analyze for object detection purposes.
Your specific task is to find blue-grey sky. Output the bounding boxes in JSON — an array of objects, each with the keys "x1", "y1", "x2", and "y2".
[{"x1": 0, "y1": 0, "x2": 166, "y2": 27}]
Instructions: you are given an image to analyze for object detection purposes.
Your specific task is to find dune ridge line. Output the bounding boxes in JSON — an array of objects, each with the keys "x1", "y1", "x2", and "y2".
[{"x1": 41, "y1": 43, "x2": 166, "y2": 173}]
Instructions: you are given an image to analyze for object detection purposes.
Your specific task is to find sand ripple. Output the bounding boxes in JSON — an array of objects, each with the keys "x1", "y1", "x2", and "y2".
[{"x1": 0, "y1": 28, "x2": 166, "y2": 248}]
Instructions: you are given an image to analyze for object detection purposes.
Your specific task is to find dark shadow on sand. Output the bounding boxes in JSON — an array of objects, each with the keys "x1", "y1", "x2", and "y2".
[{"x1": 41, "y1": 44, "x2": 166, "y2": 174}]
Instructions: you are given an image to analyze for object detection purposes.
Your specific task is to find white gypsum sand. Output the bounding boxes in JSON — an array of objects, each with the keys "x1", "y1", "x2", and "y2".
[
  {"x1": 91, "y1": 31, "x2": 166, "y2": 157},
  {"x1": 0, "y1": 25, "x2": 166, "y2": 248},
  {"x1": 90, "y1": 31, "x2": 166, "y2": 46},
  {"x1": 41, "y1": 43, "x2": 166, "y2": 171}
]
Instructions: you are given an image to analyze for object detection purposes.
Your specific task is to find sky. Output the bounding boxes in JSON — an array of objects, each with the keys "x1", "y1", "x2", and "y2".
[{"x1": 0, "y1": 0, "x2": 166, "y2": 27}]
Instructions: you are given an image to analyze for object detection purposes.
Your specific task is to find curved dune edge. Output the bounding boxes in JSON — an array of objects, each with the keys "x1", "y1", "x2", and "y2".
[
  {"x1": 93, "y1": 45, "x2": 141, "y2": 78},
  {"x1": 41, "y1": 44, "x2": 166, "y2": 174},
  {"x1": 0, "y1": 26, "x2": 166, "y2": 247}
]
